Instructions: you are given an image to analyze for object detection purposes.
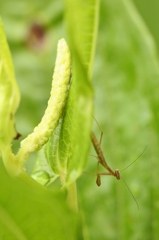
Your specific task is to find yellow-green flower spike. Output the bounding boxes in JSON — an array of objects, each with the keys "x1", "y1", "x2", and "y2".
[{"x1": 17, "y1": 38, "x2": 71, "y2": 164}]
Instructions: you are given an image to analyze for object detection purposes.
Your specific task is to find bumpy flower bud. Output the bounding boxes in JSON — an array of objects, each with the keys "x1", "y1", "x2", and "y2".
[{"x1": 20, "y1": 39, "x2": 71, "y2": 153}]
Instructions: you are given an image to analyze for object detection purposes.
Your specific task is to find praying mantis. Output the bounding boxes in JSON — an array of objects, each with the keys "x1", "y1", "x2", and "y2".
[{"x1": 91, "y1": 130, "x2": 147, "y2": 209}]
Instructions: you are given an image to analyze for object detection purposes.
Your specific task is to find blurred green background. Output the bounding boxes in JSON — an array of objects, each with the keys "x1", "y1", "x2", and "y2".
[{"x1": 1, "y1": 0, "x2": 159, "y2": 239}]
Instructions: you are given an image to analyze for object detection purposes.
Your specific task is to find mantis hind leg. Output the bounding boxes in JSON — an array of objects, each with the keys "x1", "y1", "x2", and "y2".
[{"x1": 96, "y1": 160, "x2": 101, "y2": 186}]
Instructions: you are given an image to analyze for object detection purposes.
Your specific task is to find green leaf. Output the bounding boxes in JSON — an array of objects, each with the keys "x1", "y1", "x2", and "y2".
[
  {"x1": 32, "y1": 146, "x2": 58, "y2": 186},
  {"x1": 65, "y1": 0, "x2": 100, "y2": 79},
  {"x1": 78, "y1": 0, "x2": 159, "y2": 239},
  {"x1": 45, "y1": 0, "x2": 99, "y2": 186},
  {"x1": 0, "y1": 18, "x2": 20, "y2": 146},
  {"x1": 0, "y1": 18, "x2": 21, "y2": 175},
  {"x1": 0, "y1": 161, "x2": 79, "y2": 240}
]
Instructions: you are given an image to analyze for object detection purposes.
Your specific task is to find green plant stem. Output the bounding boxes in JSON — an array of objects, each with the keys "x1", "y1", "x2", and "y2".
[
  {"x1": 1, "y1": 145, "x2": 22, "y2": 176},
  {"x1": 66, "y1": 181, "x2": 78, "y2": 212}
]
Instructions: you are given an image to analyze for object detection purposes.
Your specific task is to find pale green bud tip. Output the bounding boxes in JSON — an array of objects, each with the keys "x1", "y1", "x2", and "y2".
[
  {"x1": 58, "y1": 38, "x2": 69, "y2": 51},
  {"x1": 53, "y1": 38, "x2": 70, "y2": 81}
]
